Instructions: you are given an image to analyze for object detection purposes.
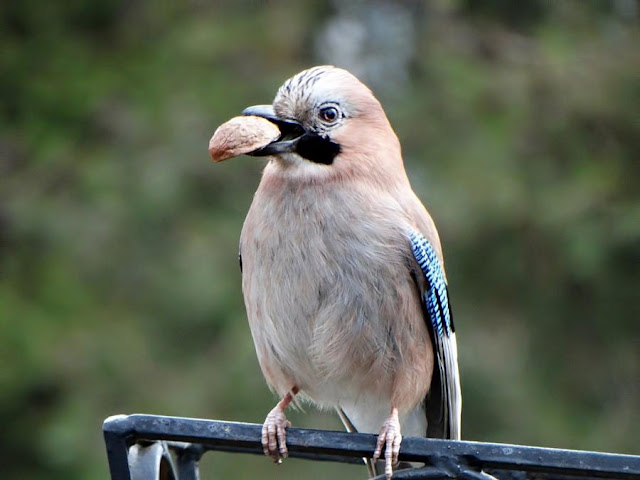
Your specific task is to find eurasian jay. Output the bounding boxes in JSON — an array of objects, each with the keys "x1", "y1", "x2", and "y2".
[{"x1": 222, "y1": 66, "x2": 461, "y2": 479}]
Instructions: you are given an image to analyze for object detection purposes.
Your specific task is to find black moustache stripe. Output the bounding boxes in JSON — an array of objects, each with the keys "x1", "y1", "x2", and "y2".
[{"x1": 296, "y1": 133, "x2": 341, "y2": 165}]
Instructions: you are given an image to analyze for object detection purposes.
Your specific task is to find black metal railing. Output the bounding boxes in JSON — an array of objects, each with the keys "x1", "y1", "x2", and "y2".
[{"x1": 103, "y1": 414, "x2": 640, "y2": 480}]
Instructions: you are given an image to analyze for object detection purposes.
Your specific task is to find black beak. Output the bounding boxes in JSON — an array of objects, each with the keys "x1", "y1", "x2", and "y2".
[{"x1": 242, "y1": 105, "x2": 305, "y2": 156}]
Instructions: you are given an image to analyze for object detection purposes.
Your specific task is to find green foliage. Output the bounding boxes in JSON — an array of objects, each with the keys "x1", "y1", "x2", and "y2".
[{"x1": 1, "y1": 2, "x2": 638, "y2": 479}]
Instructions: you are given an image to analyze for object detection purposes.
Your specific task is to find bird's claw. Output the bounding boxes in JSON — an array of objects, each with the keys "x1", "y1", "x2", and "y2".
[
  {"x1": 262, "y1": 405, "x2": 292, "y2": 461},
  {"x1": 373, "y1": 409, "x2": 402, "y2": 479}
]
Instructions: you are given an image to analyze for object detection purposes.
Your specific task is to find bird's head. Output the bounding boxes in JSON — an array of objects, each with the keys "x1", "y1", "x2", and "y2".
[{"x1": 244, "y1": 66, "x2": 404, "y2": 183}]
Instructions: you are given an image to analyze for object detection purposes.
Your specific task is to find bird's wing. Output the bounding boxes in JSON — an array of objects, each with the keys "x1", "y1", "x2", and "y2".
[{"x1": 409, "y1": 229, "x2": 462, "y2": 440}]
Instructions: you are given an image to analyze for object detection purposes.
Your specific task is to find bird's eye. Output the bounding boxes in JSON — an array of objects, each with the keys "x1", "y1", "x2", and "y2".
[{"x1": 319, "y1": 106, "x2": 340, "y2": 123}]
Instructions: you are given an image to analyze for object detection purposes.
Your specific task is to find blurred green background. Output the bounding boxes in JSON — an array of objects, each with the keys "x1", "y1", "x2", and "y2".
[{"x1": 1, "y1": 1, "x2": 639, "y2": 479}]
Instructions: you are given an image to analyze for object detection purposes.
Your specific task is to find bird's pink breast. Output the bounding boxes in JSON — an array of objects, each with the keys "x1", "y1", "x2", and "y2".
[{"x1": 240, "y1": 173, "x2": 433, "y2": 410}]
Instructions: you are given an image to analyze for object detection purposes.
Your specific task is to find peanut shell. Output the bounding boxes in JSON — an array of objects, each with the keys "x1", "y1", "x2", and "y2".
[{"x1": 209, "y1": 116, "x2": 280, "y2": 162}]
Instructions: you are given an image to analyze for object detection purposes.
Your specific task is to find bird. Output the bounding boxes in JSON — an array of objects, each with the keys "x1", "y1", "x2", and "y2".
[{"x1": 224, "y1": 65, "x2": 461, "y2": 479}]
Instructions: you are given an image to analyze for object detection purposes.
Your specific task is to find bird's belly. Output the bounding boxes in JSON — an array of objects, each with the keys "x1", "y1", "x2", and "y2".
[{"x1": 242, "y1": 226, "x2": 430, "y2": 409}]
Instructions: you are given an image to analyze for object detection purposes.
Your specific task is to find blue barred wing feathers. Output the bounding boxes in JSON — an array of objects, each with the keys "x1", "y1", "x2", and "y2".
[{"x1": 409, "y1": 229, "x2": 461, "y2": 440}]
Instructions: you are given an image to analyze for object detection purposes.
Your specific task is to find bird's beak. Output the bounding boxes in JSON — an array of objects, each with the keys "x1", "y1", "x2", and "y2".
[{"x1": 242, "y1": 105, "x2": 306, "y2": 156}]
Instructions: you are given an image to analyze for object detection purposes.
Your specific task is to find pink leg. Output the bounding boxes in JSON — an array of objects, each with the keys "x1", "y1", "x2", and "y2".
[
  {"x1": 372, "y1": 407, "x2": 402, "y2": 479},
  {"x1": 262, "y1": 387, "x2": 298, "y2": 462}
]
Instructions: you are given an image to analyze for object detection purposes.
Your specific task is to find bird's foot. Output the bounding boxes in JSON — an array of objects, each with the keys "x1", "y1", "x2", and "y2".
[
  {"x1": 262, "y1": 403, "x2": 292, "y2": 462},
  {"x1": 373, "y1": 408, "x2": 402, "y2": 479}
]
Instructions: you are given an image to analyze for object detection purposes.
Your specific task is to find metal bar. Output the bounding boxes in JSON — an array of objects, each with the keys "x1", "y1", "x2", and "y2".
[
  {"x1": 103, "y1": 414, "x2": 640, "y2": 480},
  {"x1": 103, "y1": 415, "x2": 134, "y2": 480},
  {"x1": 193, "y1": 443, "x2": 365, "y2": 464},
  {"x1": 397, "y1": 436, "x2": 640, "y2": 479},
  {"x1": 171, "y1": 443, "x2": 203, "y2": 480},
  {"x1": 128, "y1": 442, "x2": 178, "y2": 480}
]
